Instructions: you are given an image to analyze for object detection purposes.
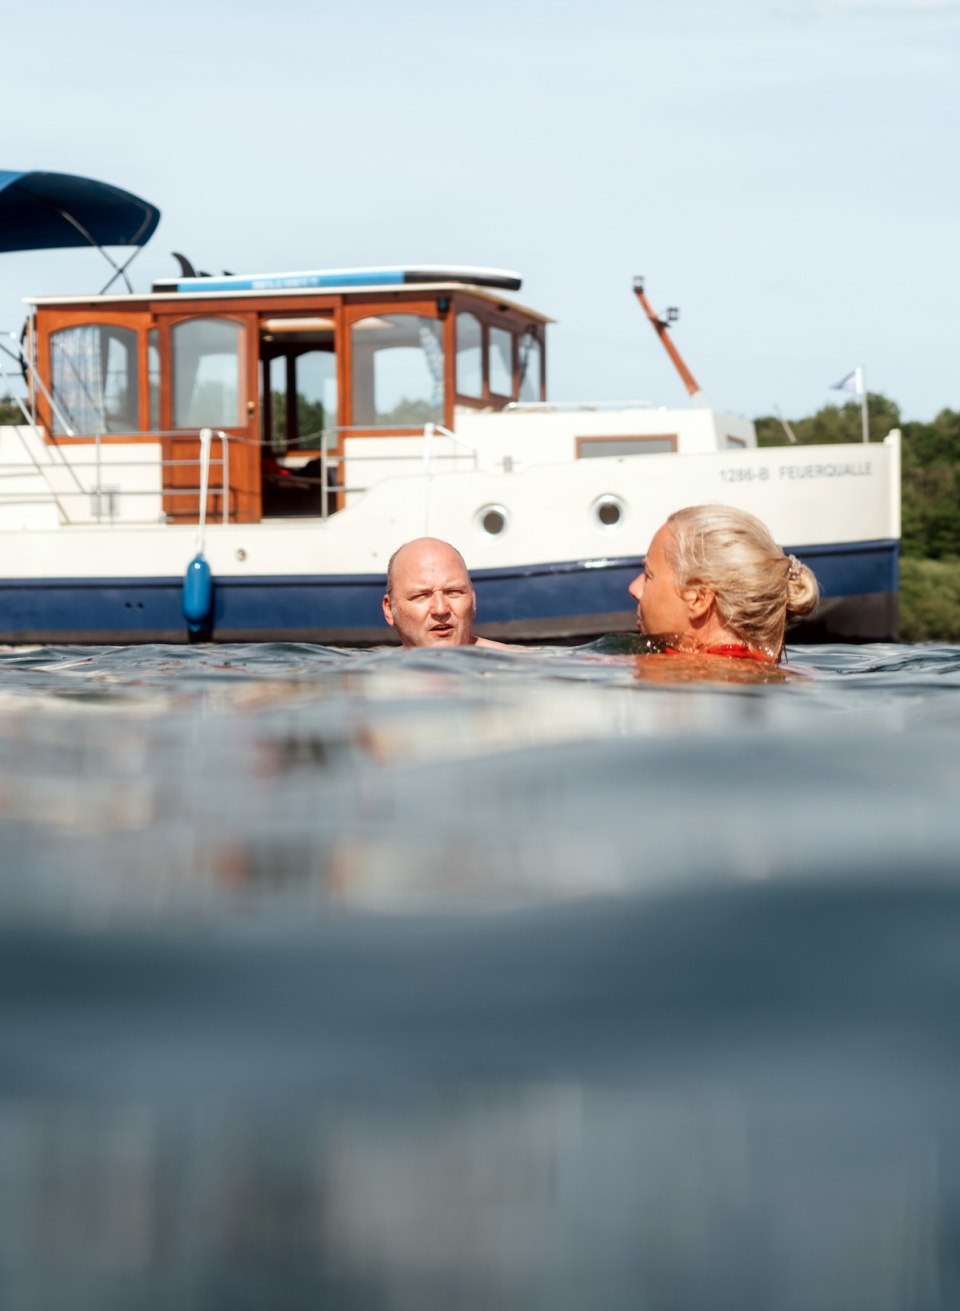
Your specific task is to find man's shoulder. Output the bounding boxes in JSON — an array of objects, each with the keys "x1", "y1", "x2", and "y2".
[{"x1": 474, "y1": 636, "x2": 518, "y2": 650}]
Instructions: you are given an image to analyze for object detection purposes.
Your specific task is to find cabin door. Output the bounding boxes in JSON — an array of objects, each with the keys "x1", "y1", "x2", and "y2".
[
  {"x1": 258, "y1": 312, "x2": 339, "y2": 517},
  {"x1": 156, "y1": 311, "x2": 261, "y2": 523}
]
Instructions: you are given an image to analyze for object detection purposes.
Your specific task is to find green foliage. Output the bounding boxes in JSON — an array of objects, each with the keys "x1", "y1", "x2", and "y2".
[
  {"x1": 899, "y1": 557, "x2": 960, "y2": 642},
  {"x1": 900, "y1": 409, "x2": 960, "y2": 559},
  {"x1": 754, "y1": 393, "x2": 960, "y2": 639},
  {"x1": 757, "y1": 394, "x2": 960, "y2": 561},
  {"x1": 268, "y1": 391, "x2": 328, "y2": 446},
  {"x1": 376, "y1": 397, "x2": 442, "y2": 426},
  {"x1": 0, "y1": 393, "x2": 22, "y2": 424},
  {"x1": 756, "y1": 393, "x2": 900, "y2": 447}
]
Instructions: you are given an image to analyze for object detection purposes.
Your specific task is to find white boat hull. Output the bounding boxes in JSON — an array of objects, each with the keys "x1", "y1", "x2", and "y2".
[{"x1": 0, "y1": 425, "x2": 900, "y2": 645}]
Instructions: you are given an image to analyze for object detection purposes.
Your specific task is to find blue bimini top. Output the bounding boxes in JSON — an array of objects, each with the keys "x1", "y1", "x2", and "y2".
[{"x1": 0, "y1": 170, "x2": 159, "y2": 254}]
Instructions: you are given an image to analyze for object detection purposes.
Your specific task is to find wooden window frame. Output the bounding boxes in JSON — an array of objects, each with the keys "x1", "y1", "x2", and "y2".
[
  {"x1": 258, "y1": 315, "x2": 338, "y2": 458},
  {"x1": 450, "y1": 295, "x2": 545, "y2": 409},
  {"x1": 487, "y1": 321, "x2": 517, "y2": 406},
  {"x1": 161, "y1": 311, "x2": 254, "y2": 433},
  {"x1": 152, "y1": 306, "x2": 260, "y2": 523},
  {"x1": 453, "y1": 309, "x2": 485, "y2": 407},
  {"x1": 517, "y1": 326, "x2": 545, "y2": 404},
  {"x1": 35, "y1": 307, "x2": 154, "y2": 443},
  {"x1": 342, "y1": 299, "x2": 448, "y2": 435}
]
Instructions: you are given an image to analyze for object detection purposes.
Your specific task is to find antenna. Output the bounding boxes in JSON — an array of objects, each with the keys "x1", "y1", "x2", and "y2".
[{"x1": 632, "y1": 277, "x2": 703, "y2": 399}]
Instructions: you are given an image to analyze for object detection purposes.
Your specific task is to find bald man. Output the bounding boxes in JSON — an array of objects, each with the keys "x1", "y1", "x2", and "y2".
[{"x1": 382, "y1": 537, "x2": 509, "y2": 649}]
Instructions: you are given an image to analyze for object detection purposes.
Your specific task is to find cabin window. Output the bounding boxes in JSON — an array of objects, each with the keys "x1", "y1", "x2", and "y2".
[
  {"x1": 518, "y1": 331, "x2": 542, "y2": 402},
  {"x1": 351, "y1": 314, "x2": 444, "y2": 426},
  {"x1": 50, "y1": 324, "x2": 139, "y2": 435},
  {"x1": 294, "y1": 351, "x2": 337, "y2": 446},
  {"x1": 266, "y1": 356, "x2": 287, "y2": 453},
  {"x1": 489, "y1": 326, "x2": 514, "y2": 398},
  {"x1": 576, "y1": 434, "x2": 678, "y2": 458},
  {"x1": 147, "y1": 329, "x2": 160, "y2": 431},
  {"x1": 264, "y1": 349, "x2": 338, "y2": 452},
  {"x1": 171, "y1": 317, "x2": 243, "y2": 428},
  {"x1": 455, "y1": 312, "x2": 483, "y2": 399}
]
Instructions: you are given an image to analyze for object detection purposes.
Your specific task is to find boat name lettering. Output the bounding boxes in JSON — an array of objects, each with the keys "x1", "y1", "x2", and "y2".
[
  {"x1": 719, "y1": 467, "x2": 771, "y2": 483},
  {"x1": 720, "y1": 461, "x2": 873, "y2": 485},
  {"x1": 778, "y1": 462, "x2": 872, "y2": 480}
]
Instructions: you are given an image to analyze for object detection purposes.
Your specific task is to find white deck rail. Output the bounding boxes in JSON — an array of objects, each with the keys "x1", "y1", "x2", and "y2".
[{"x1": 0, "y1": 419, "x2": 479, "y2": 528}]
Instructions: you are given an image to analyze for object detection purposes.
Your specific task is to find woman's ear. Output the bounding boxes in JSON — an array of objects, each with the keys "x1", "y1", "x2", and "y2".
[{"x1": 683, "y1": 586, "x2": 715, "y2": 622}]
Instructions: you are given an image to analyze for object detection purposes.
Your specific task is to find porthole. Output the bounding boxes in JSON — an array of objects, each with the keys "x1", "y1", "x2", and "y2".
[
  {"x1": 477, "y1": 504, "x2": 509, "y2": 537},
  {"x1": 592, "y1": 494, "x2": 626, "y2": 531}
]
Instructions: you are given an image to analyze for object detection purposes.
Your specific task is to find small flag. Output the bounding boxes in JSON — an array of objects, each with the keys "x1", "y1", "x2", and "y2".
[{"x1": 831, "y1": 366, "x2": 864, "y2": 396}]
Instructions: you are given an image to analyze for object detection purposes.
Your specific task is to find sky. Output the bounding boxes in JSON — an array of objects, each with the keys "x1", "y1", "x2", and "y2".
[{"x1": 1, "y1": 0, "x2": 957, "y2": 423}]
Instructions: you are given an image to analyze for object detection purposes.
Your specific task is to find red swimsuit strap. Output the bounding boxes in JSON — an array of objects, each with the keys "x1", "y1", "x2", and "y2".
[
  {"x1": 661, "y1": 643, "x2": 777, "y2": 664},
  {"x1": 703, "y1": 643, "x2": 777, "y2": 664}
]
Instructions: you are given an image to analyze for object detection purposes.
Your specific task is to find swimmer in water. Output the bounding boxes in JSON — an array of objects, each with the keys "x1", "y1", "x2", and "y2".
[
  {"x1": 628, "y1": 505, "x2": 820, "y2": 664},
  {"x1": 383, "y1": 537, "x2": 511, "y2": 649}
]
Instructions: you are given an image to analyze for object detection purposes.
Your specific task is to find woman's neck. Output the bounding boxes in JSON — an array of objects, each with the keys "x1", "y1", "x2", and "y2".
[{"x1": 688, "y1": 613, "x2": 741, "y2": 649}]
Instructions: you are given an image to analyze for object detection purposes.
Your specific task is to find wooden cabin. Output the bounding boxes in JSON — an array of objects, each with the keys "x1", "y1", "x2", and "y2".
[{"x1": 27, "y1": 273, "x2": 549, "y2": 524}]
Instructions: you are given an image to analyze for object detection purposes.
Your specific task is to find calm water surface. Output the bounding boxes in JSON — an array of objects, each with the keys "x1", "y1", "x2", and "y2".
[{"x1": 2, "y1": 640, "x2": 960, "y2": 1309}]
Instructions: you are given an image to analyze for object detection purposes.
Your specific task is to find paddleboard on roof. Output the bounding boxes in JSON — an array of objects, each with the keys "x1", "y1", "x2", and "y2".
[{"x1": 151, "y1": 266, "x2": 524, "y2": 295}]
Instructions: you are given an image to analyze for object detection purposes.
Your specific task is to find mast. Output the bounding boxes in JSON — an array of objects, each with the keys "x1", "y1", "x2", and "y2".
[{"x1": 632, "y1": 277, "x2": 702, "y2": 399}]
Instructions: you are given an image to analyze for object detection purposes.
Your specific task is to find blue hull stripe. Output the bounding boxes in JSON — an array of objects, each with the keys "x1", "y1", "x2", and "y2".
[{"x1": 0, "y1": 539, "x2": 899, "y2": 641}]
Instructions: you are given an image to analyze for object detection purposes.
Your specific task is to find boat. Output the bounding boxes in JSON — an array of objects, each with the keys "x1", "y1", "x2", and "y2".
[{"x1": 0, "y1": 170, "x2": 900, "y2": 645}]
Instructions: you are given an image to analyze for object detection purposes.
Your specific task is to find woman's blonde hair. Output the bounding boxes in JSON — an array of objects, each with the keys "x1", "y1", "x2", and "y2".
[{"x1": 666, "y1": 504, "x2": 820, "y2": 658}]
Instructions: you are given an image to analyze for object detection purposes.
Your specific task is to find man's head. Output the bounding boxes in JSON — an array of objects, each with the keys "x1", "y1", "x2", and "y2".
[{"x1": 383, "y1": 538, "x2": 478, "y2": 648}]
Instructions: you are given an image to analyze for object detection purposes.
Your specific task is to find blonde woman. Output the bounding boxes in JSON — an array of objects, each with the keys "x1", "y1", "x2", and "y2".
[{"x1": 628, "y1": 505, "x2": 820, "y2": 663}]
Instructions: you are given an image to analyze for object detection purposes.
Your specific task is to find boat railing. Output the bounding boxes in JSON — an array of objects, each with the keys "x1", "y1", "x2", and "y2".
[
  {"x1": 1, "y1": 333, "x2": 232, "y2": 527},
  {"x1": 504, "y1": 400, "x2": 656, "y2": 413},
  {"x1": 267, "y1": 422, "x2": 478, "y2": 522},
  {"x1": 1, "y1": 331, "x2": 77, "y2": 435},
  {"x1": 0, "y1": 449, "x2": 231, "y2": 525},
  {"x1": 0, "y1": 417, "x2": 479, "y2": 526}
]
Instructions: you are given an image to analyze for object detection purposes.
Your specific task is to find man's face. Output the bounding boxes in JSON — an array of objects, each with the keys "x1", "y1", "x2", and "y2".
[{"x1": 383, "y1": 541, "x2": 477, "y2": 647}]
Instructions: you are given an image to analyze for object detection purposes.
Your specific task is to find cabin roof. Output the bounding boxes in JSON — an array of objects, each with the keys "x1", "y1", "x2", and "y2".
[{"x1": 26, "y1": 281, "x2": 554, "y2": 322}]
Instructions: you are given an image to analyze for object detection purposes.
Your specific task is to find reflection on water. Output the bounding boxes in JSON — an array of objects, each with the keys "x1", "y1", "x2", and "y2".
[
  {"x1": 2, "y1": 640, "x2": 960, "y2": 1308},
  {"x1": 3, "y1": 1085, "x2": 952, "y2": 1311}
]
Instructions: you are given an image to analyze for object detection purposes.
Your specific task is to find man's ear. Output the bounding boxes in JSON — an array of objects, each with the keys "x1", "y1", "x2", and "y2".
[
  {"x1": 382, "y1": 593, "x2": 396, "y2": 627},
  {"x1": 683, "y1": 586, "x2": 715, "y2": 622}
]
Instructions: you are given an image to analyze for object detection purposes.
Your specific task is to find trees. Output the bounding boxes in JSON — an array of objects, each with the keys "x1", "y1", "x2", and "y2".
[
  {"x1": 754, "y1": 393, "x2": 960, "y2": 639},
  {"x1": 899, "y1": 557, "x2": 960, "y2": 642},
  {"x1": 755, "y1": 394, "x2": 901, "y2": 448},
  {"x1": 755, "y1": 394, "x2": 960, "y2": 563},
  {"x1": 900, "y1": 409, "x2": 960, "y2": 560},
  {"x1": 266, "y1": 392, "x2": 328, "y2": 447}
]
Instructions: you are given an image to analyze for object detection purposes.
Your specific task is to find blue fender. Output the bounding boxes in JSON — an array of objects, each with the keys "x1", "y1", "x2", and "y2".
[{"x1": 183, "y1": 553, "x2": 214, "y2": 633}]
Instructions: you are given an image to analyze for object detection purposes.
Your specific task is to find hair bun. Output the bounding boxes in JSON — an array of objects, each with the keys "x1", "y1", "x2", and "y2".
[{"x1": 786, "y1": 559, "x2": 820, "y2": 618}]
